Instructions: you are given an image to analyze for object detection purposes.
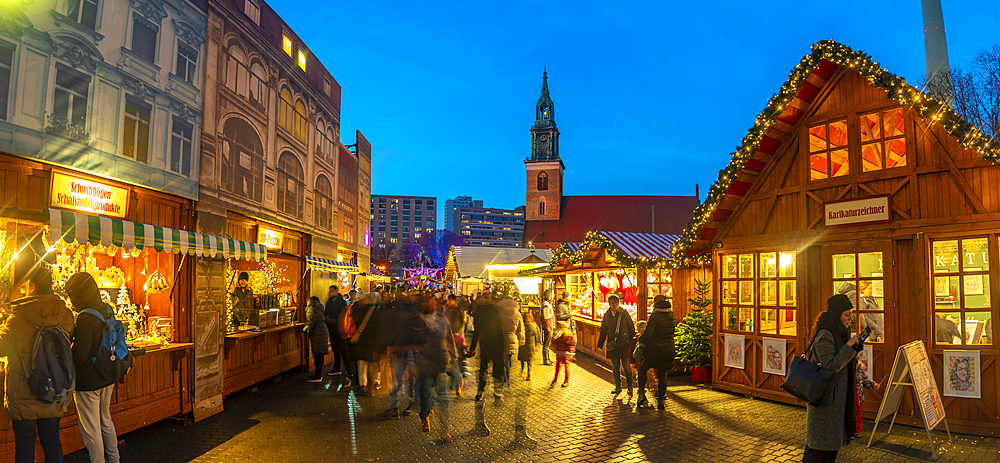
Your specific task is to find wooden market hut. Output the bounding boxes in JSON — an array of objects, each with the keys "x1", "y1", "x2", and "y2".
[
  {"x1": 524, "y1": 231, "x2": 681, "y2": 363},
  {"x1": 668, "y1": 40, "x2": 1000, "y2": 436}
]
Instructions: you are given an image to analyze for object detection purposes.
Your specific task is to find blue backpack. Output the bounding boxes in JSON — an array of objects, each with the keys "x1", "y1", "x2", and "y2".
[
  {"x1": 80, "y1": 308, "x2": 133, "y2": 381},
  {"x1": 23, "y1": 324, "x2": 76, "y2": 411}
]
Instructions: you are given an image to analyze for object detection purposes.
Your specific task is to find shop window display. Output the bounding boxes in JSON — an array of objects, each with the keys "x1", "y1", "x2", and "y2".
[
  {"x1": 226, "y1": 258, "x2": 298, "y2": 333},
  {"x1": 721, "y1": 251, "x2": 797, "y2": 335},
  {"x1": 930, "y1": 238, "x2": 991, "y2": 346},
  {"x1": 593, "y1": 269, "x2": 638, "y2": 321},
  {"x1": 832, "y1": 251, "x2": 885, "y2": 343},
  {"x1": 566, "y1": 273, "x2": 593, "y2": 319},
  {"x1": 0, "y1": 218, "x2": 175, "y2": 349},
  {"x1": 645, "y1": 269, "x2": 672, "y2": 316}
]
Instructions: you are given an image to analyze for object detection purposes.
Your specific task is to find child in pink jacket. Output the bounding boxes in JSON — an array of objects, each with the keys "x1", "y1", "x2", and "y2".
[{"x1": 549, "y1": 321, "x2": 577, "y2": 388}]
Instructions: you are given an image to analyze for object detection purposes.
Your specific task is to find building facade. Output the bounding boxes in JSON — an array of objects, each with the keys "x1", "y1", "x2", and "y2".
[
  {"x1": 455, "y1": 204, "x2": 524, "y2": 247},
  {"x1": 444, "y1": 195, "x2": 482, "y2": 233},
  {"x1": 195, "y1": 0, "x2": 367, "y2": 417},
  {"x1": 370, "y1": 194, "x2": 436, "y2": 263},
  {"x1": 0, "y1": 0, "x2": 208, "y2": 200}
]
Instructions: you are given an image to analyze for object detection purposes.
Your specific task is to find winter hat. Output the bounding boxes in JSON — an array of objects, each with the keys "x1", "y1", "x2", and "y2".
[
  {"x1": 238, "y1": 272, "x2": 250, "y2": 281},
  {"x1": 653, "y1": 299, "x2": 672, "y2": 310},
  {"x1": 562, "y1": 291, "x2": 570, "y2": 299},
  {"x1": 826, "y1": 294, "x2": 852, "y2": 315}
]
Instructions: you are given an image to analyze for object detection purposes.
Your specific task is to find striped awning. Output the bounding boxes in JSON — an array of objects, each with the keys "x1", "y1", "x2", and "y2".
[
  {"x1": 367, "y1": 274, "x2": 391, "y2": 283},
  {"x1": 48, "y1": 209, "x2": 267, "y2": 261},
  {"x1": 598, "y1": 231, "x2": 680, "y2": 259},
  {"x1": 305, "y1": 256, "x2": 360, "y2": 274},
  {"x1": 566, "y1": 242, "x2": 582, "y2": 252}
]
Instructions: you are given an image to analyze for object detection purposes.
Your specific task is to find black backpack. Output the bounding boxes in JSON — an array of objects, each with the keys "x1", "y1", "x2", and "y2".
[{"x1": 23, "y1": 324, "x2": 76, "y2": 411}]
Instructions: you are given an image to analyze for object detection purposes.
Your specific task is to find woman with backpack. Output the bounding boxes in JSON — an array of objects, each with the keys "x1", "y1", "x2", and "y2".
[
  {"x1": 0, "y1": 268, "x2": 75, "y2": 463},
  {"x1": 66, "y1": 272, "x2": 121, "y2": 463}
]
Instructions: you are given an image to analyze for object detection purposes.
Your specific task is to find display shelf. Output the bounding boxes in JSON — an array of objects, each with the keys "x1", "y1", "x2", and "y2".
[{"x1": 225, "y1": 322, "x2": 305, "y2": 340}]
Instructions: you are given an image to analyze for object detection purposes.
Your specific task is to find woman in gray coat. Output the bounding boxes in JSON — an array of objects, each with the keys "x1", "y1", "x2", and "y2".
[
  {"x1": 306, "y1": 296, "x2": 330, "y2": 382},
  {"x1": 804, "y1": 294, "x2": 863, "y2": 462}
]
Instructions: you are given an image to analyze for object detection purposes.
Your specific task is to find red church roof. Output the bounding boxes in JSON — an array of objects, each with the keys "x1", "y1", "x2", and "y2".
[{"x1": 523, "y1": 195, "x2": 700, "y2": 249}]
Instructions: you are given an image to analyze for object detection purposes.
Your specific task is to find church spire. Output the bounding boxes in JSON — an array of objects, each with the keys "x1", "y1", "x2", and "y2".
[
  {"x1": 535, "y1": 69, "x2": 555, "y2": 125},
  {"x1": 530, "y1": 69, "x2": 559, "y2": 162}
]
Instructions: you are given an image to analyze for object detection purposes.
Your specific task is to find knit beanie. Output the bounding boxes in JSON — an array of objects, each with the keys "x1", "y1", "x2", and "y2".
[
  {"x1": 826, "y1": 294, "x2": 852, "y2": 315},
  {"x1": 65, "y1": 272, "x2": 103, "y2": 311}
]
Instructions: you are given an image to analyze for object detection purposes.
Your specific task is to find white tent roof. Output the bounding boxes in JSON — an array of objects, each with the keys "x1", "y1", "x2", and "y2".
[{"x1": 450, "y1": 246, "x2": 553, "y2": 279}]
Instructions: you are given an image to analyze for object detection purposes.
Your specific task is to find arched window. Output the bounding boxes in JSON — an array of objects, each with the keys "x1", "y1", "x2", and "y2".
[
  {"x1": 220, "y1": 117, "x2": 264, "y2": 202},
  {"x1": 539, "y1": 200, "x2": 546, "y2": 216},
  {"x1": 537, "y1": 171, "x2": 548, "y2": 191},
  {"x1": 277, "y1": 151, "x2": 304, "y2": 218},
  {"x1": 279, "y1": 88, "x2": 293, "y2": 133},
  {"x1": 325, "y1": 128, "x2": 335, "y2": 159},
  {"x1": 541, "y1": 104, "x2": 550, "y2": 120},
  {"x1": 294, "y1": 100, "x2": 307, "y2": 142},
  {"x1": 249, "y1": 62, "x2": 267, "y2": 111},
  {"x1": 314, "y1": 174, "x2": 333, "y2": 229},
  {"x1": 225, "y1": 45, "x2": 249, "y2": 97}
]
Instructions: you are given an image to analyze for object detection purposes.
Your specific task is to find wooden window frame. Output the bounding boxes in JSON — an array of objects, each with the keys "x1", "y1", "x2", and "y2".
[{"x1": 929, "y1": 235, "x2": 994, "y2": 347}]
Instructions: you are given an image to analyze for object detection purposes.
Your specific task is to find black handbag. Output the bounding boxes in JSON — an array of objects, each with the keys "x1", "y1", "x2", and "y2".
[{"x1": 779, "y1": 334, "x2": 835, "y2": 405}]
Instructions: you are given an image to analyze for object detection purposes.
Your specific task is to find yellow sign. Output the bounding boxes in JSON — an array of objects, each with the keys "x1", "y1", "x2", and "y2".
[
  {"x1": 257, "y1": 226, "x2": 284, "y2": 250},
  {"x1": 50, "y1": 171, "x2": 129, "y2": 218}
]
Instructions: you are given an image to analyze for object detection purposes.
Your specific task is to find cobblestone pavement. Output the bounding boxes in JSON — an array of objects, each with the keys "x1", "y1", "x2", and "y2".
[{"x1": 64, "y1": 356, "x2": 999, "y2": 463}]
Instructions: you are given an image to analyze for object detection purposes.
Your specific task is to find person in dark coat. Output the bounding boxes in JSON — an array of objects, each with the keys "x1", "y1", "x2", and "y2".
[
  {"x1": 305, "y1": 296, "x2": 329, "y2": 382},
  {"x1": 518, "y1": 312, "x2": 541, "y2": 381},
  {"x1": 324, "y1": 286, "x2": 353, "y2": 381},
  {"x1": 469, "y1": 293, "x2": 506, "y2": 409},
  {"x1": 230, "y1": 272, "x2": 252, "y2": 328},
  {"x1": 65, "y1": 272, "x2": 120, "y2": 463},
  {"x1": 597, "y1": 295, "x2": 636, "y2": 396},
  {"x1": 0, "y1": 268, "x2": 75, "y2": 463},
  {"x1": 804, "y1": 294, "x2": 863, "y2": 463},
  {"x1": 350, "y1": 293, "x2": 382, "y2": 392},
  {"x1": 636, "y1": 297, "x2": 676, "y2": 409},
  {"x1": 377, "y1": 295, "x2": 423, "y2": 419},
  {"x1": 554, "y1": 291, "x2": 575, "y2": 334}
]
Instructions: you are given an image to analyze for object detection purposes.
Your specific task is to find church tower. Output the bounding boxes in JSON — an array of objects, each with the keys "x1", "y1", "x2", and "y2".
[{"x1": 525, "y1": 70, "x2": 564, "y2": 222}]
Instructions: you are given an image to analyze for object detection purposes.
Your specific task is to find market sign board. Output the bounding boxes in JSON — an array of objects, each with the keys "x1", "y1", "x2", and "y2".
[
  {"x1": 823, "y1": 194, "x2": 891, "y2": 227},
  {"x1": 50, "y1": 171, "x2": 129, "y2": 219},
  {"x1": 257, "y1": 226, "x2": 284, "y2": 250}
]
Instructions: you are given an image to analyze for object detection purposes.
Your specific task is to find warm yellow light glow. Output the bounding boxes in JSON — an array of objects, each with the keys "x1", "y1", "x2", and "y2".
[
  {"x1": 297, "y1": 50, "x2": 307, "y2": 70},
  {"x1": 282, "y1": 35, "x2": 293, "y2": 56}
]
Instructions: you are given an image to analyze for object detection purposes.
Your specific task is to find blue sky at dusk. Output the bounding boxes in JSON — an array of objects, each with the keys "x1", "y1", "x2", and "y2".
[{"x1": 273, "y1": 1, "x2": 999, "y2": 224}]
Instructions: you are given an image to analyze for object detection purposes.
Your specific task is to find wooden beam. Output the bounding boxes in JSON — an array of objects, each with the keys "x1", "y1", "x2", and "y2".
[{"x1": 757, "y1": 140, "x2": 801, "y2": 235}]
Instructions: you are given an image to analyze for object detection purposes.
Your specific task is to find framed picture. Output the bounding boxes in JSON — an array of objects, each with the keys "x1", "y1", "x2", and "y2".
[
  {"x1": 724, "y1": 334, "x2": 745, "y2": 369},
  {"x1": 943, "y1": 350, "x2": 981, "y2": 398},
  {"x1": 761, "y1": 337, "x2": 785, "y2": 376},
  {"x1": 964, "y1": 274, "x2": 984, "y2": 296},
  {"x1": 935, "y1": 276, "x2": 950, "y2": 297},
  {"x1": 871, "y1": 280, "x2": 884, "y2": 298}
]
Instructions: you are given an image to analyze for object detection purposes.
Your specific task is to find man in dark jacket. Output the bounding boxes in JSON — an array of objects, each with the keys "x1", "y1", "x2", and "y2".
[
  {"x1": 555, "y1": 291, "x2": 576, "y2": 334},
  {"x1": 469, "y1": 294, "x2": 506, "y2": 404},
  {"x1": 325, "y1": 285, "x2": 352, "y2": 380},
  {"x1": 0, "y1": 268, "x2": 75, "y2": 463},
  {"x1": 66, "y1": 272, "x2": 120, "y2": 463},
  {"x1": 597, "y1": 295, "x2": 636, "y2": 396},
  {"x1": 636, "y1": 296, "x2": 676, "y2": 409},
  {"x1": 377, "y1": 294, "x2": 425, "y2": 419}
]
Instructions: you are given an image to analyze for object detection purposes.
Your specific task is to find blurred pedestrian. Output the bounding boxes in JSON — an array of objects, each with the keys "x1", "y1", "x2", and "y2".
[
  {"x1": 497, "y1": 296, "x2": 524, "y2": 393},
  {"x1": 305, "y1": 296, "x2": 329, "y2": 382},
  {"x1": 518, "y1": 312, "x2": 541, "y2": 381},
  {"x1": 0, "y1": 268, "x2": 74, "y2": 463},
  {"x1": 377, "y1": 295, "x2": 423, "y2": 419},
  {"x1": 469, "y1": 293, "x2": 506, "y2": 406},
  {"x1": 540, "y1": 291, "x2": 555, "y2": 365},
  {"x1": 629, "y1": 320, "x2": 647, "y2": 387},
  {"x1": 597, "y1": 295, "x2": 636, "y2": 397},
  {"x1": 415, "y1": 294, "x2": 458, "y2": 441},
  {"x1": 324, "y1": 286, "x2": 352, "y2": 382},
  {"x1": 635, "y1": 297, "x2": 675, "y2": 410}
]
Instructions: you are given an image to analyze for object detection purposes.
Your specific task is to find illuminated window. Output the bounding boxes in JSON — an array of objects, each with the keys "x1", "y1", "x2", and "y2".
[
  {"x1": 808, "y1": 119, "x2": 848, "y2": 180},
  {"x1": 720, "y1": 251, "x2": 797, "y2": 336},
  {"x1": 279, "y1": 88, "x2": 294, "y2": 132},
  {"x1": 931, "y1": 238, "x2": 991, "y2": 346},
  {"x1": 282, "y1": 34, "x2": 292, "y2": 56},
  {"x1": 860, "y1": 108, "x2": 906, "y2": 172},
  {"x1": 297, "y1": 50, "x2": 306, "y2": 71},
  {"x1": 832, "y1": 251, "x2": 884, "y2": 342}
]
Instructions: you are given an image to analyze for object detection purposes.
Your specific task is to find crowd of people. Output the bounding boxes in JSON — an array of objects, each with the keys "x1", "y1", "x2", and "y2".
[{"x1": 304, "y1": 285, "x2": 680, "y2": 444}]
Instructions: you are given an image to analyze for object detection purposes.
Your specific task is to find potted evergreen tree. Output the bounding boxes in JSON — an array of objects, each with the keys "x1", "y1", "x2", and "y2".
[{"x1": 675, "y1": 278, "x2": 713, "y2": 382}]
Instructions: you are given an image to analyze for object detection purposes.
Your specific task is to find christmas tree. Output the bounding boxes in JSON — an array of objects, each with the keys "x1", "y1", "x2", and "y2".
[{"x1": 675, "y1": 278, "x2": 713, "y2": 369}]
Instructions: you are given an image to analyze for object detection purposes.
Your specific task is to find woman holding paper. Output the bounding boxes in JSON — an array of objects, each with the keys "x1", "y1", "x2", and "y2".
[{"x1": 803, "y1": 294, "x2": 863, "y2": 463}]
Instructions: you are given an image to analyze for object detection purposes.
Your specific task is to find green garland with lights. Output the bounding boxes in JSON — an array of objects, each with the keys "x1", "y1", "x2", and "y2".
[
  {"x1": 666, "y1": 40, "x2": 999, "y2": 269},
  {"x1": 518, "y1": 231, "x2": 680, "y2": 276}
]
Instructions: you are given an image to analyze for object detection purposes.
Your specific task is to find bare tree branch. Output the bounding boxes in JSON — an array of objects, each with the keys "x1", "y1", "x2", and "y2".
[{"x1": 920, "y1": 43, "x2": 1000, "y2": 142}]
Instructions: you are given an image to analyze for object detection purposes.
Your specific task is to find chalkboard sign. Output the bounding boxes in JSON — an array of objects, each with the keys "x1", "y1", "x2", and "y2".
[{"x1": 868, "y1": 341, "x2": 951, "y2": 458}]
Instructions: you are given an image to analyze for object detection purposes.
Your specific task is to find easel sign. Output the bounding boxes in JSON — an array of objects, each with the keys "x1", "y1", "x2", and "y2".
[{"x1": 867, "y1": 340, "x2": 951, "y2": 459}]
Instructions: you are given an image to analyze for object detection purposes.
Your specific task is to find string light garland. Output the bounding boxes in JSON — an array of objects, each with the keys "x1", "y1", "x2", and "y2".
[{"x1": 666, "y1": 40, "x2": 999, "y2": 269}]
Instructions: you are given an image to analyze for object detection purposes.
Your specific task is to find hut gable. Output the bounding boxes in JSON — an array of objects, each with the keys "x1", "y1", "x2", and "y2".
[{"x1": 671, "y1": 41, "x2": 1000, "y2": 262}]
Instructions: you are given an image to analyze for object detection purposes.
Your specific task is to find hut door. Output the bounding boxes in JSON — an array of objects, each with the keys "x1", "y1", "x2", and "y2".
[{"x1": 822, "y1": 240, "x2": 893, "y2": 413}]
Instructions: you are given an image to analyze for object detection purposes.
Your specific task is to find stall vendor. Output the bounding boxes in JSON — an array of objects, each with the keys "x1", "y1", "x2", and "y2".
[{"x1": 231, "y1": 272, "x2": 254, "y2": 328}]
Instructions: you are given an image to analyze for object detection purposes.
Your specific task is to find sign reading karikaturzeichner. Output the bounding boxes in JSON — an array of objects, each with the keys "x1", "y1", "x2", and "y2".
[
  {"x1": 823, "y1": 194, "x2": 891, "y2": 227},
  {"x1": 50, "y1": 171, "x2": 130, "y2": 219}
]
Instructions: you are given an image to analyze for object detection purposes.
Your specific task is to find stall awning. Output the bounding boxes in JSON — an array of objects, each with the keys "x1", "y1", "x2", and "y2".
[
  {"x1": 306, "y1": 256, "x2": 360, "y2": 274},
  {"x1": 48, "y1": 209, "x2": 267, "y2": 261},
  {"x1": 367, "y1": 274, "x2": 391, "y2": 283},
  {"x1": 598, "y1": 231, "x2": 680, "y2": 260}
]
